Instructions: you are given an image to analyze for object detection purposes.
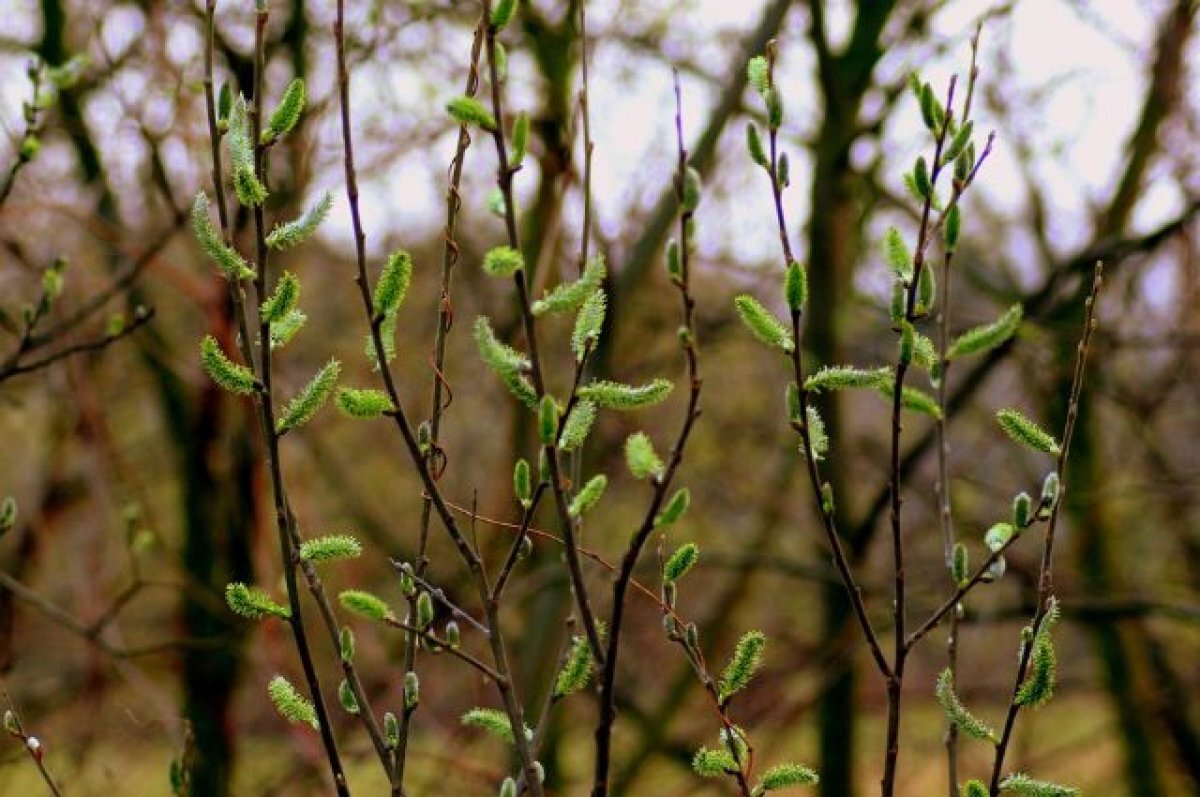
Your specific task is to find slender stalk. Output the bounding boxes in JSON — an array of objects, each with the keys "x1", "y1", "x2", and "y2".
[
  {"x1": 244, "y1": 8, "x2": 350, "y2": 792},
  {"x1": 394, "y1": 16, "x2": 486, "y2": 791},
  {"x1": 480, "y1": 0, "x2": 605, "y2": 665},
  {"x1": 3, "y1": 692, "x2": 65, "y2": 797},
  {"x1": 881, "y1": 74, "x2": 957, "y2": 797},
  {"x1": 577, "y1": 1, "x2": 595, "y2": 274},
  {"x1": 754, "y1": 52, "x2": 890, "y2": 680},
  {"x1": 333, "y1": 5, "x2": 542, "y2": 793},
  {"x1": 592, "y1": 71, "x2": 704, "y2": 797},
  {"x1": 988, "y1": 264, "x2": 1104, "y2": 795},
  {"x1": 936, "y1": 32, "x2": 982, "y2": 794}
]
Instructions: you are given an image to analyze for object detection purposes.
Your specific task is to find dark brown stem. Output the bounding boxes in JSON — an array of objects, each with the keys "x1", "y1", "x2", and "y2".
[
  {"x1": 480, "y1": 0, "x2": 605, "y2": 666},
  {"x1": 756, "y1": 63, "x2": 890, "y2": 682},
  {"x1": 395, "y1": 17, "x2": 486, "y2": 792},
  {"x1": 334, "y1": 6, "x2": 542, "y2": 793},
  {"x1": 937, "y1": 32, "x2": 981, "y2": 792},
  {"x1": 246, "y1": 8, "x2": 349, "y2": 794},
  {"x1": 592, "y1": 71, "x2": 705, "y2": 797},
  {"x1": 988, "y1": 264, "x2": 1104, "y2": 795}
]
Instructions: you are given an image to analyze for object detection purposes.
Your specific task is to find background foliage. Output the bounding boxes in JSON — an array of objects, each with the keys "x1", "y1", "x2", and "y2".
[{"x1": 1, "y1": 1, "x2": 1198, "y2": 795}]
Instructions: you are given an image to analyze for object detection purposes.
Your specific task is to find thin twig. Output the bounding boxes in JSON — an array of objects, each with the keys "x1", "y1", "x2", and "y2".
[
  {"x1": 395, "y1": 15, "x2": 486, "y2": 791},
  {"x1": 2, "y1": 692, "x2": 64, "y2": 797},
  {"x1": 988, "y1": 264, "x2": 1104, "y2": 795},
  {"x1": 334, "y1": 5, "x2": 543, "y2": 793},
  {"x1": 592, "y1": 71, "x2": 706, "y2": 797},
  {"x1": 480, "y1": 0, "x2": 606, "y2": 667}
]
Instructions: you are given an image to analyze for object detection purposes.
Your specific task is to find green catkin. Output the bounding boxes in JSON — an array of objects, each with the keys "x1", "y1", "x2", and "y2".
[
  {"x1": 985, "y1": 522, "x2": 1015, "y2": 552},
  {"x1": 804, "y1": 365, "x2": 891, "y2": 393},
  {"x1": 874, "y1": 383, "x2": 943, "y2": 419},
  {"x1": 682, "y1": 167, "x2": 702, "y2": 212},
  {"x1": 277, "y1": 359, "x2": 341, "y2": 432},
  {"x1": 490, "y1": 0, "x2": 516, "y2": 30},
  {"x1": 339, "y1": 680, "x2": 359, "y2": 714},
  {"x1": 558, "y1": 400, "x2": 597, "y2": 451},
  {"x1": 719, "y1": 630, "x2": 766, "y2": 701},
  {"x1": 335, "y1": 387, "x2": 394, "y2": 419},
  {"x1": 945, "y1": 205, "x2": 962, "y2": 249},
  {"x1": 746, "y1": 123, "x2": 768, "y2": 167},
  {"x1": 624, "y1": 432, "x2": 664, "y2": 480},
  {"x1": 538, "y1": 395, "x2": 558, "y2": 445},
  {"x1": 513, "y1": 459, "x2": 532, "y2": 506},
  {"x1": 191, "y1": 193, "x2": 254, "y2": 280},
  {"x1": 998, "y1": 773, "x2": 1078, "y2": 797},
  {"x1": 663, "y1": 542, "x2": 699, "y2": 582},
  {"x1": 227, "y1": 96, "x2": 267, "y2": 206},
  {"x1": 260, "y1": 271, "x2": 300, "y2": 324},
  {"x1": 385, "y1": 713, "x2": 400, "y2": 746},
  {"x1": 568, "y1": 475, "x2": 607, "y2": 518},
  {"x1": 693, "y1": 747, "x2": 737, "y2": 778},
  {"x1": 963, "y1": 781, "x2": 989, "y2": 797},
  {"x1": 373, "y1": 250, "x2": 414, "y2": 317},
  {"x1": 339, "y1": 589, "x2": 391, "y2": 622},
  {"x1": 952, "y1": 543, "x2": 969, "y2": 586},
  {"x1": 264, "y1": 78, "x2": 305, "y2": 141},
  {"x1": 510, "y1": 111, "x2": 529, "y2": 166},
  {"x1": 340, "y1": 628, "x2": 355, "y2": 662},
  {"x1": 655, "y1": 488, "x2": 690, "y2": 528},
  {"x1": 461, "y1": 708, "x2": 516, "y2": 743},
  {"x1": 746, "y1": 55, "x2": 770, "y2": 95},
  {"x1": 299, "y1": 534, "x2": 362, "y2": 563},
  {"x1": 913, "y1": 156, "x2": 931, "y2": 198},
  {"x1": 577, "y1": 379, "x2": 673, "y2": 410},
  {"x1": 1012, "y1": 492, "x2": 1032, "y2": 528},
  {"x1": 943, "y1": 119, "x2": 974, "y2": 164},
  {"x1": 765, "y1": 87, "x2": 784, "y2": 129},
  {"x1": 403, "y1": 673, "x2": 419, "y2": 710},
  {"x1": 572, "y1": 288, "x2": 606, "y2": 360},
  {"x1": 200, "y1": 335, "x2": 258, "y2": 395},
  {"x1": 268, "y1": 676, "x2": 318, "y2": 730},
  {"x1": 935, "y1": 669, "x2": 998, "y2": 742},
  {"x1": 805, "y1": 406, "x2": 829, "y2": 460},
  {"x1": 474, "y1": 316, "x2": 538, "y2": 407},
  {"x1": 553, "y1": 636, "x2": 592, "y2": 697},
  {"x1": 446, "y1": 96, "x2": 496, "y2": 130},
  {"x1": 666, "y1": 238, "x2": 682, "y2": 280},
  {"x1": 884, "y1": 226, "x2": 913, "y2": 280},
  {"x1": 948, "y1": 304, "x2": 1023, "y2": 359},
  {"x1": 758, "y1": 763, "x2": 819, "y2": 790},
  {"x1": 734, "y1": 295, "x2": 794, "y2": 352},
  {"x1": 996, "y1": 408, "x2": 1061, "y2": 455},
  {"x1": 1016, "y1": 598, "x2": 1061, "y2": 708},
  {"x1": 483, "y1": 245, "x2": 524, "y2": 277},
  {"x1": 917, "y1": 262, "x2": 936, "y2": 314},
  {"x1": 785, "y1": 261, "x2": 807, "y2": 312},
  {"x1": 416, "y1": 591, "x2": 434, "y2": 630},
  {"x1": 225, "y1": 582, "x2": 290, "y2": 620},
  {"x1": 532, "y1": 256, "x2": 607, "y2": 315},
  {"x1": 1039, "y1": 472, "x2": 1060, "y2": 516},
  {"x1": 270, "y1": 310, "x2": 306, "y2": 349}
]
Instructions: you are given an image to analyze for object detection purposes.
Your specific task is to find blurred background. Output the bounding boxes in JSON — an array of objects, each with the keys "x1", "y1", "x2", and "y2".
[{"x1": 1, "y1": 0, "x2": 1198, "y2": 794}]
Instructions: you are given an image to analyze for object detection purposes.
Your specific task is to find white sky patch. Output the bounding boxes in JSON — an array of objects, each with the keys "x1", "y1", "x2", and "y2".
[{"x1": 0, "y1": 0, "x2": 1186, "y2": 278}]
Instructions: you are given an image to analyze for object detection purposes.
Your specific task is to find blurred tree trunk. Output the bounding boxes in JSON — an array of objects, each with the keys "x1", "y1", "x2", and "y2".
[
  {"x1": 1051, "y1": 4, "x2": 1196, "y2": 794},
  {"x1": 148, "y1": 342, "x2": 257, "y2": 797},
  {"x1": 805, "y1": 4, "x2": 896, "y2": 795},
  {"x1": 36, "y1": 2, "x2": 260, "y2": 792}
]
